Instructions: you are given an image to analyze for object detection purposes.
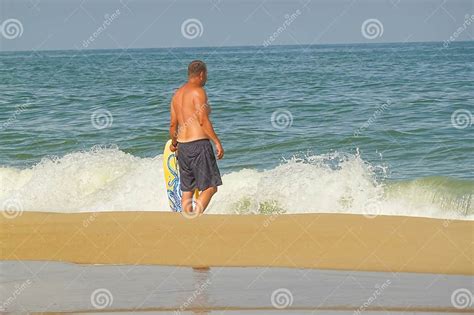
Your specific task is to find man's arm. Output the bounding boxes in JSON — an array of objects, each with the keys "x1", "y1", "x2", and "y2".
[
  {"x1": 169, "y1": 95, "x2": 178, "y2": 151},
  {"x1": 194, "y1": 88, "x2": 224, "y2": 159}
]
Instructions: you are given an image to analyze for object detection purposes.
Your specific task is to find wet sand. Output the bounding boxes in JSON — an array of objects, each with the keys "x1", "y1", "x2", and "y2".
[
  {"x1": 1, "y1": 261, "x2": 473, "y2": 313},
  {"x1": 0, "y1": 211, "x2": 472, "y2": 275}
]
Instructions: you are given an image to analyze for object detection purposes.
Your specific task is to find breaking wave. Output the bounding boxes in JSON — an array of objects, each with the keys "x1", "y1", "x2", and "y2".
[{"x1": 0, "y1": 147, "x2": 472, "y2": 220}]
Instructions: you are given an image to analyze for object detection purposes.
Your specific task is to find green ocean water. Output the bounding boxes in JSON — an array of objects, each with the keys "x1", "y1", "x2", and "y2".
[{"x1": 0, "y1": 41, "x2": 472, "y2": 216}]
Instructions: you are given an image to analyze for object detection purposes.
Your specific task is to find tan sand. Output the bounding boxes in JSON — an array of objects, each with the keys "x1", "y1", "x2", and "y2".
[{"x1": 0, "y1": 212, "x2": 472, "y2": 275}]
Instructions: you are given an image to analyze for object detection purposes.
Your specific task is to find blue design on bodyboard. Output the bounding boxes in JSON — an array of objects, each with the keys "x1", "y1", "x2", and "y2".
[{"x1": 166, "y1": 153, "x2": 182, "y2": 212}]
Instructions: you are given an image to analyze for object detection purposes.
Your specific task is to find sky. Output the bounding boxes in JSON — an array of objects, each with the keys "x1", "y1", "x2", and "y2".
[{"x1": 0, "y1": 0, "x2": 473, "y2": 51}]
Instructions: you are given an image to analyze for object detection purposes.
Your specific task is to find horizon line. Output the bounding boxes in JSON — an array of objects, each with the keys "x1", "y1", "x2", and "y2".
[{"x1": 1, "y1": 39, "x2": 473, "y2": 54}]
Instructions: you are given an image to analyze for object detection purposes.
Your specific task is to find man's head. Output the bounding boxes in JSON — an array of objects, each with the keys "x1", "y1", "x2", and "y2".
[{"x1": 188, "y1": 60, "x2": 207, "y2": 86}]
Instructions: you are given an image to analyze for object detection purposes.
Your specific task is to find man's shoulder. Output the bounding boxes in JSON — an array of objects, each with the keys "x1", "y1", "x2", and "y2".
[
  {"x1": 189, "y1": 85, "x2": 206, "y2": 96},
  {"x1": 171, "y1": 87, "x2": 180, "y2": 99},
  {"x1": 174, "y1": 84, "x2": 186, "y2": 93}
]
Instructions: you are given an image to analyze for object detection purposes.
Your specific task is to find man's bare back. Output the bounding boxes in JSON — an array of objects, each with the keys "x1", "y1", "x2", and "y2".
[
  {"x1": 172, "y1": 83, "x2": 209, "y2": 143},
  {"x1": 169, "y1": 63, "x2": 223, "y2": 159}
]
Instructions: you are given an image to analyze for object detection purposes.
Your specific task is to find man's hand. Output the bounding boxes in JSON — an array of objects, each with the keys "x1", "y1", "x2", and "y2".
[
  {"x1": 215, "y1": 142, "x2": 224, "y2": 159},
  {"x1": 170, "y1": 143, "x2": 178, "y2": 152}
]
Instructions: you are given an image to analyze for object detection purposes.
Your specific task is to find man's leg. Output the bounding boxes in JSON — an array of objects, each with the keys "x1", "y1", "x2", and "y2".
[
  {"x1": 182, "y1": 191, "x2": 194, "y2": 213},
  {"x1": 195, "y1": 186, "x2": 217, "y2": 213}
]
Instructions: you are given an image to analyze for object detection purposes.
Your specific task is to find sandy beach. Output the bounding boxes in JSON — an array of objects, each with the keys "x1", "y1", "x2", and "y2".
[
  {"x1": 1, "y1": 212, "x2": 473, "y2": 313},
  {"x1": 1, "y1": 212, "x2": 472, "y2": 275}
]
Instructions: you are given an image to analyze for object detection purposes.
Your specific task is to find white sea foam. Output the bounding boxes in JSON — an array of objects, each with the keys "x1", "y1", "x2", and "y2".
[{"x1": 0, "y1": 148, "x2": 472, "y2": 219}]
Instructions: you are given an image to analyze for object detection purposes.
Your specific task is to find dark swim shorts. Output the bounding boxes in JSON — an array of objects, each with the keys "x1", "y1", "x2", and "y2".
[{"x1": 177, "y1": 139, "x2": 222, "y2": 192}]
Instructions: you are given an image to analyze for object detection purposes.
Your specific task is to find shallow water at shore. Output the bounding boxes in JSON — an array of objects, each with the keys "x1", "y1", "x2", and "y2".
[{"x1": 1, "y1": 261, "x2": 472, "y2": 314}]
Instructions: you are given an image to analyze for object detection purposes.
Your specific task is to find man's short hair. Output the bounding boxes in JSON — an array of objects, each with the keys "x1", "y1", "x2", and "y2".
[{"x1": 188, "y1": 60, "x2": 207, "y2": 77}]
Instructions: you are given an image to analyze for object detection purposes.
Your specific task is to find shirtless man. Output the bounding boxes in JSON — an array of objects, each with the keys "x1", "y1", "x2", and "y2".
[{"x1": 169, "y1": 60, "x2": 224, "y2": 214}]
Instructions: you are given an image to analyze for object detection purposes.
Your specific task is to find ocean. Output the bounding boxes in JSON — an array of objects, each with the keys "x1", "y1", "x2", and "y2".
[{"x1": 0, "y1": 41, "x2": 472, "y2": 218}]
